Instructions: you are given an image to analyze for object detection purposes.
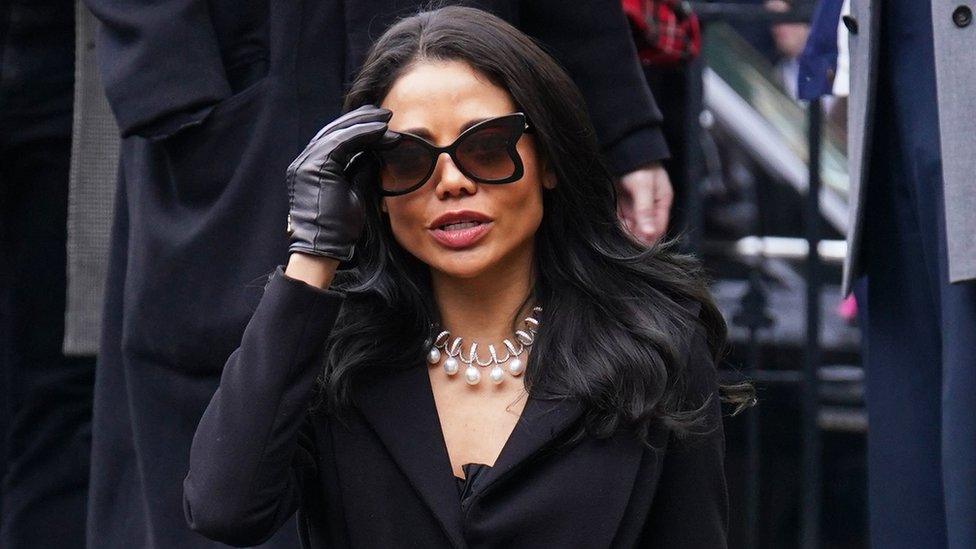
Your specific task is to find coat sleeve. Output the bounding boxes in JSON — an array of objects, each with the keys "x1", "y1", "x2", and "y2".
[
  {"x1": 519, "y1": 1, "x2": 670, "y2": 176},
  {"x1": 642, "y1": 328, "x2": 729, "y2": 548},
  {"x1": 83, "y1": 0, "x2": 231, "y2": 138},
  {"x1": 182, "y1": 266, "x2": 344, "y2": 547}
]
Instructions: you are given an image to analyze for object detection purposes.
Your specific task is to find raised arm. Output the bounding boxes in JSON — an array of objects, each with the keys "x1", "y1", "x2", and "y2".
[
  {"x1": 182, "y1": 260, "x2": 341, "y2": 545},
  {"x1": 183, "y1": 105, "x2": 393, "y2": 545}
]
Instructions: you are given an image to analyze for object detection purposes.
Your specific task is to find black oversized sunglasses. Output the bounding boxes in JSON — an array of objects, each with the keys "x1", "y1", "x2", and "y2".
[{"x1": 372, "y1": 112, "x2": 532, "y2": 196}]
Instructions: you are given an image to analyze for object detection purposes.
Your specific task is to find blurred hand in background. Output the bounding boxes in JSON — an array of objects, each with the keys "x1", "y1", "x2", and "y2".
[{"x1": 616, "y1": 162, "x2": 674, "y2": 244}]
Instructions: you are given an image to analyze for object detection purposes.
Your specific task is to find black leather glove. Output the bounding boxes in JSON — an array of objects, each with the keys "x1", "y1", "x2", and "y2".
[{"x1": 286, "y1": 105, "x2": 393, "y2": 260}]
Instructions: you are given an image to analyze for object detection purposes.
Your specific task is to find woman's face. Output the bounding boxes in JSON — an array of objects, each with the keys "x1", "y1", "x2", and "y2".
[{"x1": 378, "y1": 59, "x2": 555, "y2": 280}]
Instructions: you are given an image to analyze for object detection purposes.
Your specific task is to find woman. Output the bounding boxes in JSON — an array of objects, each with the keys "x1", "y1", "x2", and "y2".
[{"x1": 184, "y1": 6, "x2": 743, "y2": 548}]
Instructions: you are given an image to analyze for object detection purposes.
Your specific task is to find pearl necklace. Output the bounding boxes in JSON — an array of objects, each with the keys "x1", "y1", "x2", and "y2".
[{"x1": 426, "y1": 306, "x2": 541, "y2": 385}]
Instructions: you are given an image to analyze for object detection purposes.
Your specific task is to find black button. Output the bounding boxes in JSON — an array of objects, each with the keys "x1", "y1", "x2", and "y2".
[
  {"x1": 842, "y1": 15, "x2": 859, "y2": 35},
  {"x1": 953, "y1": 5, "x2": 973, "y2": 28}
]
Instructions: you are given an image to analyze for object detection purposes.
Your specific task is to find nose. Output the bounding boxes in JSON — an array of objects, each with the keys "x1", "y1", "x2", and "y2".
[{"x1": 432, "y1": 152, "x2": 477, "y2": 199}]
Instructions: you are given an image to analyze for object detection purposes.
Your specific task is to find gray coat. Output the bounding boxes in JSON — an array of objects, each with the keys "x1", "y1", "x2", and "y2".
[
  {"x1": 843, "y1": 0, "x2": 976, "y2": 295},
  {"x1": 64, "y1": 1, "x2": 119, "y2": 355}
]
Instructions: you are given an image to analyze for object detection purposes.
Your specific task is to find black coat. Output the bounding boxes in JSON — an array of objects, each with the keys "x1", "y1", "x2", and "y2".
[
  {"x1": 84, "y1": 1, "x2": 674, "y2": 547},
  {"x1": 183, "y1": 268, "x2": 728, "y2": 548}
]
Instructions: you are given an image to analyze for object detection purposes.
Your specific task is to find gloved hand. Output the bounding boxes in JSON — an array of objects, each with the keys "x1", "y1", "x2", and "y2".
[{"x1": 286, "y1": 105, "x2": 394, "y2": 260}]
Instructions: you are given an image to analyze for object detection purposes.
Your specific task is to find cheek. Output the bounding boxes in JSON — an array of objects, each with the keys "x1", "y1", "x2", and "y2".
[
  {"x1": 488, "y1": 181, "x2": 546, "y2": 249},
  {"x1": 518, "y1": 139, "x2": 553, "y2": 189},
  {"x1": 494, "y1": 146, "x2": 547, "y2": 234},
  {"x1": 382, "y1": 195, "x2": 432, "y2": 260},
  {"x1": 519, "y1": 150, "x2": 549, "y2": 214}
]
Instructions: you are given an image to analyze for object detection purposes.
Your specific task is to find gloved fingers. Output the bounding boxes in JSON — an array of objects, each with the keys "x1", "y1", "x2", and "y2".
[
  {"x1": 310, "y1": 121, "x2": 392, "y2": 168},
  {"x1": 287, "y1": 120, "x2": 389, "y2": 182},
  {"x1": 288, "y1": 106, "x2": 391, "y2": 176},
  {"x1": 309, "y1": 105, "x2": 392, "y2": 143},
  {"x1": 346, "y1": 152, "x2": 381, "y2": 192},
  {"x1": 344, "y1": 149, "x2": 377, "y2": 177}
]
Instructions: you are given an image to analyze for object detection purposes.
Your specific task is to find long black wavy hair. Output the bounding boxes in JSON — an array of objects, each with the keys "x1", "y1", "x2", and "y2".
[{"x1": 320, "y1": 6, "x2": 748, "y2": 445}]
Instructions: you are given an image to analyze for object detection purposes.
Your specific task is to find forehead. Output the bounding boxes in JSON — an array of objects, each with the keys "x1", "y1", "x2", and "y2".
[{"x1": 380, "y1": 60, "x2": 517, "y2": 138}]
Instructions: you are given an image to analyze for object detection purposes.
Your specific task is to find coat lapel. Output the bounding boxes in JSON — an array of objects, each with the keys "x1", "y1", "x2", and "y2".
[
  {"x1": 353, "y1": 360, "x2": 588, "y2": 546},
  {"x1": 476, "y1": 394, "x2": 584, "y2": 495},
  {"x1": 354, "y1": 361, "x2": 466, "y2": 548}
]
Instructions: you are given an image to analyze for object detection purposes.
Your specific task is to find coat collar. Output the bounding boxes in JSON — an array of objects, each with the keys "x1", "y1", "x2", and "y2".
[{"x1": 354, "y1": 359, "x2": 584, "y2": 548}]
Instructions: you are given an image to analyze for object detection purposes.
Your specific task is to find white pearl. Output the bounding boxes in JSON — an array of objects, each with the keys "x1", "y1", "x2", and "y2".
[
  {"x1": 489, "y1": 366, "x2": 505, "y2": 384},
  {"x1": 427, "y1": 347, "x2": 441, "y2": 364},
  {"x1": 443, "y1": 357, "x2": 459, "y2": 375},
  {"x1": 507, "y1": 357, "x2": 524, "y2": 376},
  {"x1": 464, "y1": 365, "x2": 481, "y2": 385}
]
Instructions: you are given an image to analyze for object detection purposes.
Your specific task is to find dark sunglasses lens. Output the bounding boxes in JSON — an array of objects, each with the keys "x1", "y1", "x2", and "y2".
[
  {"x1": 456, "y1": 124, "x2": 518, "y2": 181},
  {"x1": 379, "y1": 139, "x2": 432, "y2": 193}
]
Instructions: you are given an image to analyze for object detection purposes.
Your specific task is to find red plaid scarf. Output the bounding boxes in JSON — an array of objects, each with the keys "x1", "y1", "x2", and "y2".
[{"x1": 622, "y1": 0, "x2": 702, "y2": 67}]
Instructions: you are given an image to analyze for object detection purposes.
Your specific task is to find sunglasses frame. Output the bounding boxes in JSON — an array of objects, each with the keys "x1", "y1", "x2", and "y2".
[{"x1": 373, "y1": 112, "x2": 532, "y2": 196}]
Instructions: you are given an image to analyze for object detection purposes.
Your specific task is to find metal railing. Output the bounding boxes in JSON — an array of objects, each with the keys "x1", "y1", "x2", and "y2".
[{"x1": 687, "y1": 3, "x2": 842, "y2": 548}]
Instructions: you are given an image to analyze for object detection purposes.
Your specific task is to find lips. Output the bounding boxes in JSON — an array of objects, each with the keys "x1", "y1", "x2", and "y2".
[
  {"x1": 428, "y1": 209, "x2": 493, "y2": 229},
  {"x1": 428, "y1": 210, "x2": 493, "y2": 249},
  {"x1": 439, "y1": 220, "x2": 482, "y2": 231}
]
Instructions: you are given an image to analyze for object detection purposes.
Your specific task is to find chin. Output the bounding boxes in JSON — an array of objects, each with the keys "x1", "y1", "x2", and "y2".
[{"x1": 427, "y1": 253, "x2": 495, "y2": 279}]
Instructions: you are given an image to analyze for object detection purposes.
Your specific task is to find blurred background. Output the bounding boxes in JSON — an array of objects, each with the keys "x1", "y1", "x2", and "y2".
[{"x1": 651, "y1": 2, "x2": 863, "y2": 548}]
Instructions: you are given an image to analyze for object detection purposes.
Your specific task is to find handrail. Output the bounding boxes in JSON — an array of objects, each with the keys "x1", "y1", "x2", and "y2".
[
  {"x1": 702, "y1": 68, "x2": 849, "y2": 233},
  {"x1": 733, "y1": 236, "x2": 847, "y2": 264}
]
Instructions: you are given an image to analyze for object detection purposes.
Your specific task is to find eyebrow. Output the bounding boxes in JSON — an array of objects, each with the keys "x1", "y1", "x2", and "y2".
[{"x1": 399, "y1": 117, "x2": 492, "y2": 140}]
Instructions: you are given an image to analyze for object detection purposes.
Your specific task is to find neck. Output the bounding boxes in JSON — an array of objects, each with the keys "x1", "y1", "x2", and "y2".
[{"x1": 430, "y1": 248, "x2": 537, "y2": 345}]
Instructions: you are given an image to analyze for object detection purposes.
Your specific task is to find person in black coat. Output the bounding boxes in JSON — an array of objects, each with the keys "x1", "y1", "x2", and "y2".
[
  {"x1": 184, "y1": 8, "x2": 737, "y2": 548},
  {"x1": 83, "y1": 1, "x2": 683, "y2": 547},
  {"x1": 0, "y1": 3, "x2": 94, "y2": 547}
]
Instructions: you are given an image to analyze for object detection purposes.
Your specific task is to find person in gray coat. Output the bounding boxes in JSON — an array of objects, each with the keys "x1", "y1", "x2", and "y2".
[{"x1": 842, "y1": 1, "x2": 976, "y2": 547}]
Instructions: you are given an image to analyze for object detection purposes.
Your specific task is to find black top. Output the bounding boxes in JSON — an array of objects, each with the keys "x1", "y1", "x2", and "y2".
[
  {"x1": 455, "y1": 463, "x2": 493, "y2": 505},
  {"x1": 183, "y1": 268, "x2": 728, "y2": 548}
]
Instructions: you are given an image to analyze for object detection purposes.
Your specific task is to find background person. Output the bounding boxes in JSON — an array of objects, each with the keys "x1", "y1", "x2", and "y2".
[
  {"x1": 766, "y1": 0, "x2": 810, "y2": 100},
  {"x1": 843, "y1": 1, "x2": 976, "y2": 547},
  {"x1": 0, "y1": 2, "x2": 96, "y2": 547}
]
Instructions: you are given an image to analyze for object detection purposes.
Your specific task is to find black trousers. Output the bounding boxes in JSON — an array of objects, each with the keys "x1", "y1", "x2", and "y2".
[
  {"x1": 854, "y1": 1, "x2": 976, "y2": 547},
  {"x1": 0, "y1": 2, "x2": 93, "y2": 547}
]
